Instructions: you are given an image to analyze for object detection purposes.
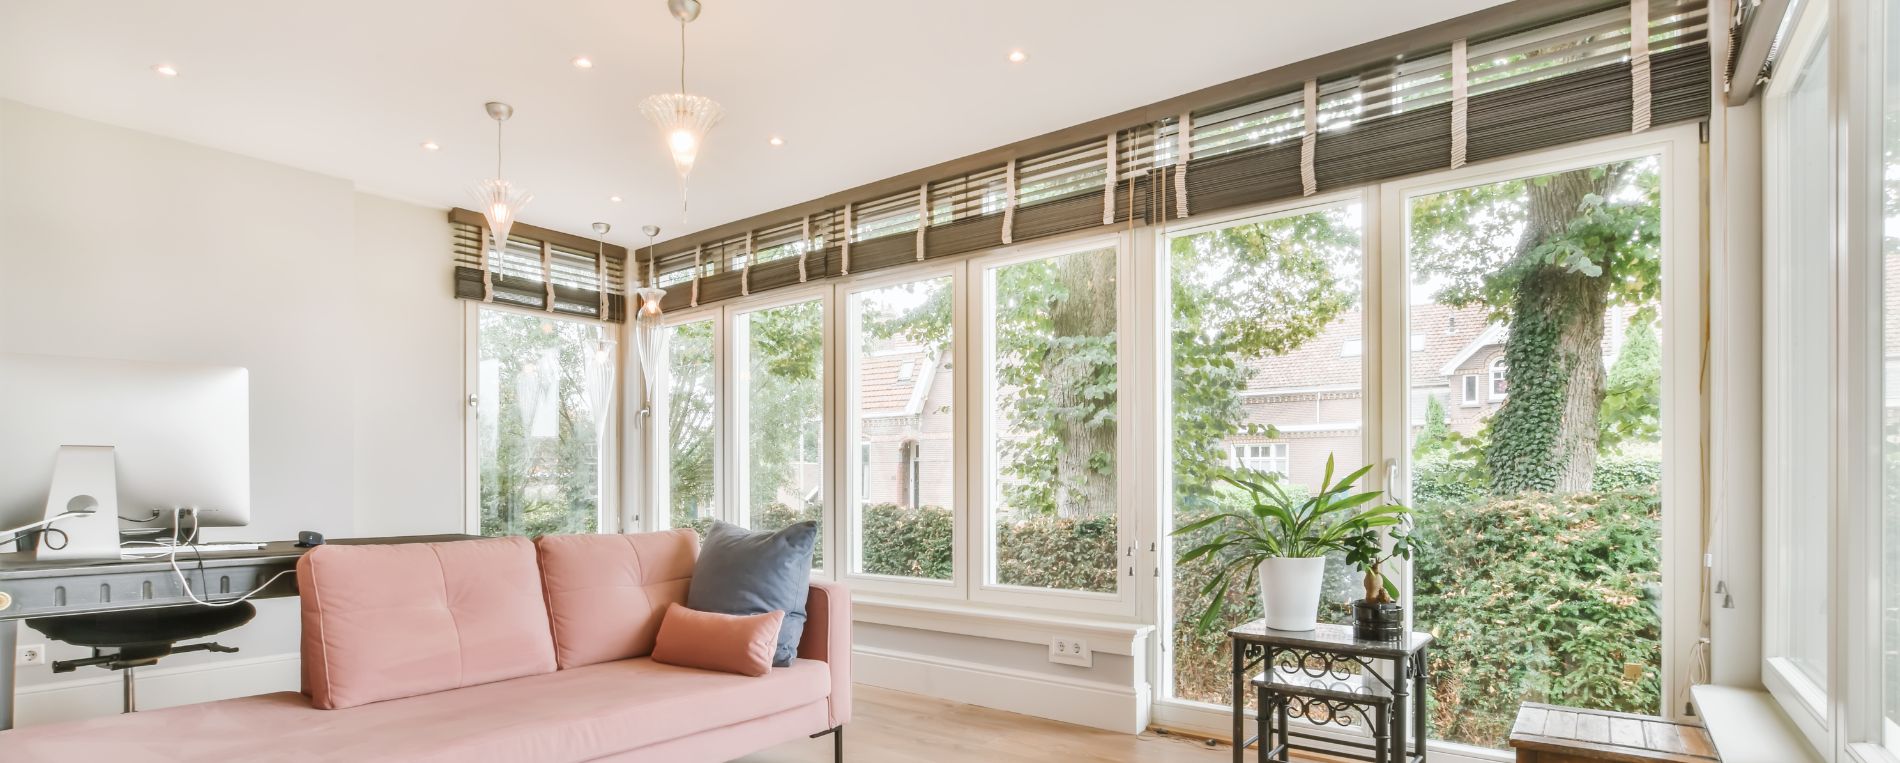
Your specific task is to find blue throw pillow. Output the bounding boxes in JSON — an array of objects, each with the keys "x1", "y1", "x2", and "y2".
[{"x1": 686, "y1": 520, "x2": 817, "y2": 667}]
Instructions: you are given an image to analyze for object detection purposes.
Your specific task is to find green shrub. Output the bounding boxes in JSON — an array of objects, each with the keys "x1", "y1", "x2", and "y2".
[
  {"x1": 994, "y1": 515, "x2": 1119, "y2": 592},
  {"x1": 861, "y1": 503, "x2": 953, "y2": 579},
  {"x1": 1412, "y1": 487, "x2": 1662, "y2": 748}
]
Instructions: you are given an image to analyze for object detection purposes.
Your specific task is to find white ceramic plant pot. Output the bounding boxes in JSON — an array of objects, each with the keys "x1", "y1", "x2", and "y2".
[{"x1": 1257, "y1": 556, "x2": 1327, "y2": 631}]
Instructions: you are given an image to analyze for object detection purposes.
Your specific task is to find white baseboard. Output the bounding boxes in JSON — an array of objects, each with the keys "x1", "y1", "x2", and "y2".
[
  {"x1": 852, "y1": 644, "x2": 1150, "y2": 734},
  {"x1": 14, "y1": 652, "x2": 301, "y2": 728}
]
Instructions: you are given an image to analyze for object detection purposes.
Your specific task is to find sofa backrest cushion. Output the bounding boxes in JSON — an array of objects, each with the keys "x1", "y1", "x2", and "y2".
[
  {"x1": 534, "y1": 529, "x2": 698, "y2": 669},
  {"x1": 298, "y1": 536, "x2": 556, "y2": 710}
]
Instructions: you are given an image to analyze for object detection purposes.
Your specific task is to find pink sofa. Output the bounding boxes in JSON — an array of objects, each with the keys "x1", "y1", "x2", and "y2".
[{"x1": 0, "y1": 531, "x2": 851, "y2": 762}]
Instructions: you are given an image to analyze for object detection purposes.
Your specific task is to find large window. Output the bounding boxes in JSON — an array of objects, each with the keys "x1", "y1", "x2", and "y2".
[
  {"x1": 847, "y1": 275, "x2": 955, "y2": 582},
  {"x1": 1163, "y1": 201, "x2": 1366, "y2": 709},
  {"x1": 982, "y1": 244, "x2": 1122, "y2": 595},
  {"x1": 734, "y1": 297, "x2": 826, "y2": 563},
  {"x1": 1763, "y1": 0, "x2": 1834, "y2": 726},
  {"x1": 663, "y1": 319, "x2": 716, "y2": 530},
  {"x1": 1406, "y1": 155, "x2": 1667, "y2": 749},
  {"x1": 474, "y1": 307, "x2": 615, "y2": 537}
]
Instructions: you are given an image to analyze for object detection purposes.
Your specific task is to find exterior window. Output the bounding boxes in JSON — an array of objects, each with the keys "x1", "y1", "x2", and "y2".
[
  {"x1": 1231, "y1": 444, "x2": 1291, "y2": 477},
  {"x1": 734, "y1": 298, "x2": 825, "y2": 564},
  {"x1": 848, "y1": 275, "x2": 954, "y2": 582},
  {"x1": 984, "y1": 244, "x2": 1120, "y2": 594},
  {"x1": 664, "y1": 319, "x2": 717, "y2": 530},
  {"x1": 1406, "y1": 155, "x2": 1667, "y2": 749},
  {"x1": 1165, "y1": 201, "x2": 1364, "y2": 708},
  {"x1": 1763, "y1": 0, "x2": 1832, "y2": 718},
  {"x1": 474, "y1": 308, "x2": 614, "y2": 537}
]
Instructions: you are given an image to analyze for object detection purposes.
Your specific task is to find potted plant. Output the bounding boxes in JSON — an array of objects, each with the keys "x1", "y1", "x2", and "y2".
[
  {"x1": 1175, "y1": 456, "x2": 1408, "y2": 633},
  {"x1": 1344, "y1": 514, "x2": 1414, "y2": 641}
]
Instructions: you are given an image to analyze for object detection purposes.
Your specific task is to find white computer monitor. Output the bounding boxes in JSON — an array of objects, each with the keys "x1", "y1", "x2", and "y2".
[{"x1": 0, "y1": 353, "x2": 251, "y2": 557}]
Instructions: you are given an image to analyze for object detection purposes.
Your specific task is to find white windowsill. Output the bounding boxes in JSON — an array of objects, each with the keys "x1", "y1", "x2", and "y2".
[
  {"x1": 1851, "y1": 744, "x2": 1900, "y2": 763},
  {"x1": 1690, "y1": 684, "x2": 1822, "y2": 763},
  {"x1": 851, "y1": 593, "x2": 1155, "y2": 657}
]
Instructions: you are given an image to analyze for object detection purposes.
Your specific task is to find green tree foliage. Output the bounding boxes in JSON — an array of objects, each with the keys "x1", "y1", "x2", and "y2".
[
  {"x1": 1414, "y1": 394, "x2": 1452, "y2": 458},
  {"x1": 742, "y1": 301, "x2": 825, "y2": 514},
  {"x1": 1600, "y1": 307, "x2": 1662, "y2": 451},
  {"x1": 666, "y1": 321, "x2": 716, "y2": 528},
  {"x1": 1410, "y1": 160, "x2": 1660, "y2": 493}
]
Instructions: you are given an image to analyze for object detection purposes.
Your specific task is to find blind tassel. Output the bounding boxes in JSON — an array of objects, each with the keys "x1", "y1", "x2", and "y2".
[
  {"x1": 690, "y1": 244, "x2": 702, "y2": 308},
  {"x1": 1630, "y1": 0, "x2": 1651, "y2": 133},
  {"x1": 841, "y1": 203, "x2": 854, "y2": 275},
  {"x1": 740, "y1": 231, "x2": 753, "y2": 297},
  {"x1": 1103, "y1": 132, "x2": 1117, "y2": 226},
  {"x1": 798, "y1": 215, "x2": 811, "y2": 283},
  {"x1": 1451, "y1": 39, "x2": 1469, "y2": 169},
  {"x1": 479, "y1": 226, "x2": 495, "y2": 302},
  {"x1": 1001, "y1": 159, "x2": 1017, "y2": 245},
  {"x1": 540, "y1": 240, "x2": 555, "y2": 312},
  {"x1": 1301, "y1": 80, "x2": 1319, "y2": 196},
  {"x1": 1174, "y1": 112, "x2": 1190, "y2": 218},
  {"x1": 916, "y1": 183, "x2": 928, "y2": 261}
]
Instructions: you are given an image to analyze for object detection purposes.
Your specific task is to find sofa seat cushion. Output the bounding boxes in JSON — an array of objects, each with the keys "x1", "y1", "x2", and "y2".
[{"x1": 0, "y1": 657, "x2": 831, "y2": 763}]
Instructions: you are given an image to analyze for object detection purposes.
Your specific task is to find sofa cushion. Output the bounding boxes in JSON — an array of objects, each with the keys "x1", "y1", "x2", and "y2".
[
  {"x1": 298, "y1": 536, "x2": 555, "y2": 710},
  {"x1": 0, "y1": 658, "x2": 832, "y2": 763},
  {"x1": 534, "y1": 529, "x2": 697, "y2": 669},
  {"x1": 651, "y1": 601, "x2": 783, "y2": 676},
  {"x1": 688, "y1": 520, "x2": 816, "y2": 666}
]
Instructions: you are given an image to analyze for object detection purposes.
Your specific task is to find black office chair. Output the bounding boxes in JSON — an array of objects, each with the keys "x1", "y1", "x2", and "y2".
[{"x1": 26, "y1": 603, "x2": 256, "y2": 713}]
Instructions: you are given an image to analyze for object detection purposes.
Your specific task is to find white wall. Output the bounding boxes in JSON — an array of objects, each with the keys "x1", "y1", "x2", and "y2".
[{"x1": 0, "y1": 99, "x2": 465, "y2": 723}]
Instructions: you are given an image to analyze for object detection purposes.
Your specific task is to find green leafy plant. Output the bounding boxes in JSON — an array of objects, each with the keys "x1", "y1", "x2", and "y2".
[
  {"x1": 1344, "y1": 518, "x2": 1414, "y2": 604},
  {"x1": 1172, "y1": 455, "x2": 1407, "y2": 632}
]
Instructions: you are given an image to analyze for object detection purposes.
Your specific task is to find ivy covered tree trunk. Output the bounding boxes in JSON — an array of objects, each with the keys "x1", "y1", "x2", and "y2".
[
  {"x1": 1487, "y1": 169, "x2": 1617, "y2": 494},
  {"x1": 1048, "y1": 250, "x2": 1119, "y2": 518}
]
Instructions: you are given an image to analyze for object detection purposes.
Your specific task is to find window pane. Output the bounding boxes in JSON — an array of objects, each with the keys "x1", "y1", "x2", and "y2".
[
  {"x1": 1165, "y1": 204, "x2": 1365, "y2": 708},
  {"x1": 1776, "y1": 28, "x2": 1833, "y2": 692},
  {"x1": 738, "y1": 299, "x2": 825, "y2": 565},
  {"x1": 850, "y1": 276, "x2": 954, "y2": 580},
  {"x1": 987, "y1": 246, "x2": 1119, "y2": 593},
  {"x1": 665, "y1": 320, "x2": 716, "y2": 530},
  {"x1": 1407, "y1": 156, "x2": 1664, "y2": 748},
  {"x1": 477, "y1": 309, "x2": 612, "y2": 537}
]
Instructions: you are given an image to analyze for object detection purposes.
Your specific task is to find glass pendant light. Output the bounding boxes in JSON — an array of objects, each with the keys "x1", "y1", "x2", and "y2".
[
  {"x1": 633, "y1": 224, "x2": 669, "y2": 421},
  {"x1": 639, "y1": 0, "x2": 722, "y2": 221},
  {"x1": 470, "y1": 102, "x2": 533, "y2": 256}
]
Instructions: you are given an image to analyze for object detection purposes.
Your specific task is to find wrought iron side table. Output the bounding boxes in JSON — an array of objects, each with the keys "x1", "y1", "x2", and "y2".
[{"x1": 1229, "y1": 620, "x2": 1432, "y2": 763}]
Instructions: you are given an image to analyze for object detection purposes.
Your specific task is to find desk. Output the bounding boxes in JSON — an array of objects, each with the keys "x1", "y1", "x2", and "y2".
[{"x1": 0, "y1": 534, "x2": 479, "y2": 730}]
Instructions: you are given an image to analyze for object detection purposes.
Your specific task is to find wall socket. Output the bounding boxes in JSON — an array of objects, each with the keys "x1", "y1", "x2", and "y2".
[
  {"x1": 16, "y1": 644, "x2": 46, "y2": 667},
  {"x1": 1048, "y1": 636, "x2": 1092, "y2": 668}
]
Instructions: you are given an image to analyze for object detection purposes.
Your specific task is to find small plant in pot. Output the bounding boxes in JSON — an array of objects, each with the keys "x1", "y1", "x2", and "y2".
[
  {"x1": 1343, "y1": 514, "x2": 1414, "y2": 641},
  {"x1": 1175, "y1": 456, "x2": 1408, "y2": 633}
]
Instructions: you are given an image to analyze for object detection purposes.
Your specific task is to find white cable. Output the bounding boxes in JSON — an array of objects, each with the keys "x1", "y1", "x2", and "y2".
[{"x1": 166, "y1": 507, "x2": 292, "y2": 608}]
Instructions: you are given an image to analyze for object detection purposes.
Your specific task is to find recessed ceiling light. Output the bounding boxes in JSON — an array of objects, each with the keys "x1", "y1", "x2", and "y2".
[
  {"x1": 571, "y1": 56, "x2": 594, "y2": 69},
  {"x1": 420, "y1": 140, "x2": 440, "y2": 151},
  {"x1": 609, "y1": 195, "x2": 623, "y2": 203},
  {"x1": 1007, "y1": 50, "x2": 1027, "y2": 63},
  {"x1": 151, "y1": 63, "x2": 178, "y2": 78},
  {"x1": 768, "y1": 136, "x2": 784, "y2": 146}
]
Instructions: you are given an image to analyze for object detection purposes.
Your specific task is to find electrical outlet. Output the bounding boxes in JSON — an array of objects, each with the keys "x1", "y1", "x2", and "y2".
[
  {"x1": 1048, "y1": 636, "x2": 1092, "y2": 668},
  {"x1": 16, "y1": 644, "x2": 46, "y2": 667}
]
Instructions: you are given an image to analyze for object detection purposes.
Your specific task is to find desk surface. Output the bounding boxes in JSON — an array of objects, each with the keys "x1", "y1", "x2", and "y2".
[{"x1": 0, "y1": 534, "x2": 483, "y2": 579}]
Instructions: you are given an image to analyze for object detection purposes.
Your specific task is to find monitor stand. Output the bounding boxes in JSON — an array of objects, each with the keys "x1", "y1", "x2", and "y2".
[{"x1": 36, "y1": 445, "x2": 124, "y2": 561}]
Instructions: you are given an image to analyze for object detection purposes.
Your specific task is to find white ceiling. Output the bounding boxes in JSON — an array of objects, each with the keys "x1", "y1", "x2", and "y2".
[{"x1": 0, "y1": 0, "x2": 1507, "y2": 247}]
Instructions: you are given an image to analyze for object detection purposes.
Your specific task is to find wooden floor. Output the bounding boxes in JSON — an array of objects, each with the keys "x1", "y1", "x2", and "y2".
[{"x1": 740, "y1": 686, "x2": 1256, "y2": 763}]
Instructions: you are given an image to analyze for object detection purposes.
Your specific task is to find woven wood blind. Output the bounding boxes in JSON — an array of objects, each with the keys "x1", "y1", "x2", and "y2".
[{"x1": 449, "y1": 208, "x2": 629, "y2": 322}]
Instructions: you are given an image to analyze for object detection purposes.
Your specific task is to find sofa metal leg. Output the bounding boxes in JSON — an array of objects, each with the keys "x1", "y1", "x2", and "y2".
[{"x1": 808, "y1": 725, "x2": 842, "y2": 762}]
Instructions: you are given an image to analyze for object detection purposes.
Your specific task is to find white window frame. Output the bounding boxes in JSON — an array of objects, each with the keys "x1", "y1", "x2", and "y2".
[
  {"x1": 726, "y1": 284, "x2": 835, "y2": 576},
  {"x1": 1461, "y1": 373, "x2": 1481, "y2": 406},
  {"x1": 969, "y1": 232, "x2": 1139, "y2": 616},
  {"x1": 463, "y1": 300, "x2": 621, "y2": 536},
  {"x1": 837, "y1": 264, "x2": 968, "y2": 600},
  {"x1": 1231, "y1": 443, "x2": 1291, "y2": 477},
  {"x1": 1375, "y1": 127, "x2": 1703, "y2": 757},
  {"x1": 648, "y1": 305, "x2": 723, "y2": 533},
  {"x1": 1762, "y1": 0, "x2": 1838, "y2": 749},
  {"x1": 1488, "y1": 357, "x2": 1508, "y2": 400}
]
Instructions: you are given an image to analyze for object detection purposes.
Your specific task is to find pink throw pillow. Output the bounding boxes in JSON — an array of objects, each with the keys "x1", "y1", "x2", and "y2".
[{"x1": 651, "y1": 602, "x2": 785, "y2": 677}]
